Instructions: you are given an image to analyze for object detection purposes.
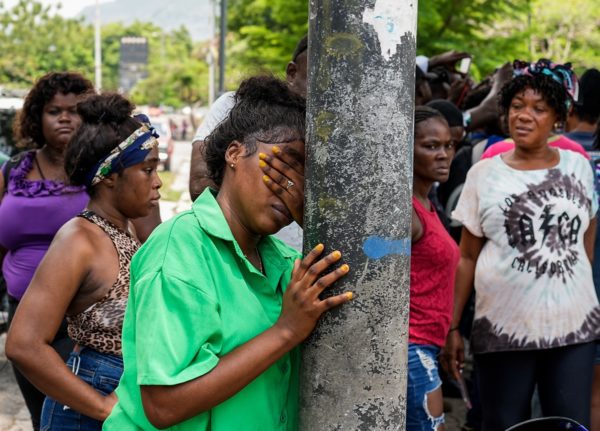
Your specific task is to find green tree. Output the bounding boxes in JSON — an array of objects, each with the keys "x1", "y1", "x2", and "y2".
[
  {"x1": 529, "y1": 0, "x2": 600, "y2": 72},
  {"x1": 227, "y1": 0, "x2": 307, "y2": 78},
  {"x1": 0, "y1": 0, "x2": 94, "y2": 85},
  {"x1": 416, "y1": 0, "x2": 531, "y2": 77}
]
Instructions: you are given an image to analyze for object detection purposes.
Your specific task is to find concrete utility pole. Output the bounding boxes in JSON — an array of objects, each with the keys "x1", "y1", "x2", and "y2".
[{"x1": 300, "y1": 1, "x2": 418, "y2": 430}]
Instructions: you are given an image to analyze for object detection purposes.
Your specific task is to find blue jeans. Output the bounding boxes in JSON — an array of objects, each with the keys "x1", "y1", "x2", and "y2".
[
  {"x1": 40, "y1": 347, "x2": 123, "y2": 431},
  {"x1": 406, "y1": 343, "x2": 445, "y2": 431}
]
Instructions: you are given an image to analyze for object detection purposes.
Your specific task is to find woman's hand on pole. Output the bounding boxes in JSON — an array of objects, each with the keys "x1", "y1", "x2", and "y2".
[
  {"x1": 259, "y1": 145, "x2": 305, "y2": 227},
  {"x1": 276, "y1": 244, "x2": 352, "y2": 343}
]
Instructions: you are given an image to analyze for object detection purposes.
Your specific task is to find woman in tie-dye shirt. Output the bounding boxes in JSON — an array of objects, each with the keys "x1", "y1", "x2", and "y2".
[{"x1": 444, "y1": 60, "x2": 599, "y2": 431}]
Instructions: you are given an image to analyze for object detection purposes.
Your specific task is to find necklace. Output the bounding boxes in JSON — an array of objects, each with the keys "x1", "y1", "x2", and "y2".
[{"x1": 244, "y1": 248, "x2": 264, "y2": 274}]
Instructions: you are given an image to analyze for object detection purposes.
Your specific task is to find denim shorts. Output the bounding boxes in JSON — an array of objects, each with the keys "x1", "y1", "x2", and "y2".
[
  {"x1": 40, "y1": 347, "x2": 123, "y2": 431},
  {"x1": 406, "y1": 343, "x2": 445, "y2": 431}
]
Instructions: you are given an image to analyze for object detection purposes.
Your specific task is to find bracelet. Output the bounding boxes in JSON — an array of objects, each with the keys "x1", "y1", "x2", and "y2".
[{"x1": 448, "y1": 326, "x2": 459, "y2": 332}]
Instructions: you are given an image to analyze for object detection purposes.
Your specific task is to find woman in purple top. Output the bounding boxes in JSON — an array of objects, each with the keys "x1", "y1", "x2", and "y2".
[{"x1": 0, "y1": 71, "x2": 93, "y2": 430}]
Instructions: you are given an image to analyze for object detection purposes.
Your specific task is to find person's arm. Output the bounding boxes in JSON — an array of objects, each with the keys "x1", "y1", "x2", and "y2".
[
  {"x1": 189, "y1": 140, "x2": 217, "y2": 201},
  {"x1": 189, "y1": 93, "x2": 235, "y2": 200},
  {"x1": 441, "y1": 227, "x2": 485, "y2": 380},
  {"x1": 466, "y1": 62, "x2": 513, "y2": 132},
  {"x1": 428, "y1": 51, "x2": 471, "y2": 72},
  {"x1": 140, "y1": 245, "x2": 352, "y2": 429},
  {"x1": 411, "y1": 207, "x2": 423, "y2": 242},
  {"x1": 5, "y1": 223, "x2": 116, "y2": 420},
  {"x1": 585, "y1": 217, "x2": 597, "y2": 263}
]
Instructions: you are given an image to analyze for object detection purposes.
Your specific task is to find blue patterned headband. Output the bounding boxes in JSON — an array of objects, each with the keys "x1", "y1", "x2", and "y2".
[
  {"x1": 513, "y1": 59, "x2": 579, "y2": 109},
  {"x1": 85, "y1": 114, "x2": 159, "y2": 187}
]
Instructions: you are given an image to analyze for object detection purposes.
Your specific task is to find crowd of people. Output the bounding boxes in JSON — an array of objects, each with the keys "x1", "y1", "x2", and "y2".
[{"x1": 0, "y1": 32, "x2": 599, "y2": 431}]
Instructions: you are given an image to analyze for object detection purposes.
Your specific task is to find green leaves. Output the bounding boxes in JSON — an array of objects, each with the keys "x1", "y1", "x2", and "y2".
[{"x1": 0, "y1": 1, "x2": 210, "y2": 108}]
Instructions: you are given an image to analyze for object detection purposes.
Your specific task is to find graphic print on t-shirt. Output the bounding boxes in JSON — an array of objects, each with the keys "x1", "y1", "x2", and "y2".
[
  {"x1": 500, "y1": 168, "x2": 590, "y2": 283},
  {"x1": 452, "y1": 151, "x2": 600, "y2": 353}
]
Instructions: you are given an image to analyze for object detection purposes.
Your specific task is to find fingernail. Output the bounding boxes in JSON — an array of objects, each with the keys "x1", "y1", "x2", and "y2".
[
  {"x1": 346, "y1": 292, "x2": 354, "y2": 300},
  {"x1": 258, "y1": 152, "x2": 267, "y2": 160},
  {"x1": 340, "y1": 264, "x2": 350, "y2": 272},
  {"x1": 332, "y1": 250, "x2": 341, "y2": 259},
  {"x1": 272, "y1": 146, "x2": 281, "y2": 154},
  {"x1": 262, "y1": 175, "x2": 270, "y2": 182},
  {"x1": 258, "y1": 160, "x2": 267, "y2": 168},
  {"x1": 315, "y1": 243, "x2": 324, "y2": 252}
]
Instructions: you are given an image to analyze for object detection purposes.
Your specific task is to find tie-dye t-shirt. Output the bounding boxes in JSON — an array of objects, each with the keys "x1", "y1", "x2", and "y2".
[{"x1": 453, "y1": 149, "x2": 600, "y2": 354}]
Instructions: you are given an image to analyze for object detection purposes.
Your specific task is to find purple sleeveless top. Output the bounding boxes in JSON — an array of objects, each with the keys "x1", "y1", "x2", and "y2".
[{"x1": 0, "y1": 151, "x2": 89, "y2": 300}]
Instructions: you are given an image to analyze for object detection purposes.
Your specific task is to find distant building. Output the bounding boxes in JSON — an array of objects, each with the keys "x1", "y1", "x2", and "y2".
[{"x1": 119, "y1": 37, "x2": 148, "y2": 93}]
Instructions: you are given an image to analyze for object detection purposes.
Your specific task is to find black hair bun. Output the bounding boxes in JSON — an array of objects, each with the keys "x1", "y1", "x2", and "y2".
[
  {"x1": 78, "y1": 92, "x2": 135, "y2": 124},
  {"x1": 235, "y1": 76, "x2": 304, "y2": 108}
]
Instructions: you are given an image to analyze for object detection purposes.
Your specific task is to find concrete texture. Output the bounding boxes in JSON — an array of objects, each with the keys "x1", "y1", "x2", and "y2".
[{"x1": 299, "y1": 0, "x2": 418, "y2": 429}]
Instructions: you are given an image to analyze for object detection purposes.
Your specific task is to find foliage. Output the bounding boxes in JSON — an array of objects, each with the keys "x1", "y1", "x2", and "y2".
[
  {"x1": 0, "y1": 0, "x2": 94, "y2": 85},
  {"x1": 227, "y1": 0, "x2": 307, "y2": 76},
  {"x1": 1, "y1": 0, "x2": 598, "y2": 107},
  {"x1": 416, "y1": 0, "x2": 531, "y2": 78},
  {"x1": 529, "y1": 0, "x2": 600, "y2": 73},
  {"x1": 0, "y1": 0, "x2": 210, "y2": 108}
]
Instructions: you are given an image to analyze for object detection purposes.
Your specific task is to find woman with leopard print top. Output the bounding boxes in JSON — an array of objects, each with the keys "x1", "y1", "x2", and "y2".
[{"x1": 6, "y1": 92, "x2": 162, "y2": 431}]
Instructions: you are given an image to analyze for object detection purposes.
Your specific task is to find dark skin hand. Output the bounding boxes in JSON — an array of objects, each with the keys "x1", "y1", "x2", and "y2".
[
  {"x1": 140, "y1": 244, "x2": 353, "y2": 429},
  {"x1": 428, "y1": 51, "x2": 471, "y2": 73},
  {"x1": 259, "y1": 145, "x2": 305, "y2": 227},
  {"x1": 441, "y1": 219, "x2": 597, "y2": 381},
  {"x1": 467, "y1": 62, "x2": 513, "y2": 132}
]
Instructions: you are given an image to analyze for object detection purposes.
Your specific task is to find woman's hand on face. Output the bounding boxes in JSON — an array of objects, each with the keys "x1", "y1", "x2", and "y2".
[
  {"x1": 441, "y1": 330, "x2": 465, "y2": 381},
  {"x1": 276, "y1": 244, "x2": 352, "y2": 344},
  {"x1": 259, "y1": 145, "x2": 305, "y2": 227}
]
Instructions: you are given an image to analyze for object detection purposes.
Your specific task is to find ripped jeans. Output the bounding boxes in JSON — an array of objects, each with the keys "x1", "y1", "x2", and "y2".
[{"x1": 406, "y1": 343, "x2": 445, "y2": 431}]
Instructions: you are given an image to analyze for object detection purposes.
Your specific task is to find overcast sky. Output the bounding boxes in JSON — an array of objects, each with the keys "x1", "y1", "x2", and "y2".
[{"x1": 4, "y1": 0, "x2": 112, "y2": 17}]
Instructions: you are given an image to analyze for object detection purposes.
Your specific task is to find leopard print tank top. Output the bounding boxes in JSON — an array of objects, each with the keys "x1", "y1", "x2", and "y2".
[{"x1": 67, "y1": 210, "x2": 140, "y2": 356}]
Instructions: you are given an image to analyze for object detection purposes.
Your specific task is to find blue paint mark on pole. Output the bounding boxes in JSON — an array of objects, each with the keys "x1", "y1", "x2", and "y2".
[{"x1": 362, "y1": 236, "x2": 411, "y2": 259}]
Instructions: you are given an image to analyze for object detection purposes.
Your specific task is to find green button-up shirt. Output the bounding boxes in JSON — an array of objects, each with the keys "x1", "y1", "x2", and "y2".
[{"x1": 104, "y1": 189, "x2": 301, "y2": 431}]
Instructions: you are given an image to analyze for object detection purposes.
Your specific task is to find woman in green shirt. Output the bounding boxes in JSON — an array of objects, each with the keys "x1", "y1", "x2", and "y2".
[{"x1": 104, "y1": 76, "x2": 353, "y2": 430}]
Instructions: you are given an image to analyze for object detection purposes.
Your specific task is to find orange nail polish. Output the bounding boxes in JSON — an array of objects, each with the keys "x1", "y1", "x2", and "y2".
[
  {"x1": 315, "y1": 243, "x2": 324, "y2": 252},
  {"x1": 272, "y1": 146, "x2": 281, "y2": 154},
  {"x1": 258, "y1": 152, "x2": 267, "y2": 160},
  {"x1": 259, "y1": 160, "x2": 267, "y2": 168},
  {"x1": 346, "y1": 292, "x2": 354, "y2": 300},
  {"x1": 262, "y1": 175, "x2": 270, "y2": 182},
  {"x1": 332, "y1": 250, "x2": 341, "y2": 259},
  {"x1": 340, "y1": 264, "x2": 350, "y2": 272}
]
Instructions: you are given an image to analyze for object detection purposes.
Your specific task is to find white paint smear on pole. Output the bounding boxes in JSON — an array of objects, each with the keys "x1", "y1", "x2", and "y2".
[{"x1": 362, "y1": 0, "x2": 417, "y2": 61}]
